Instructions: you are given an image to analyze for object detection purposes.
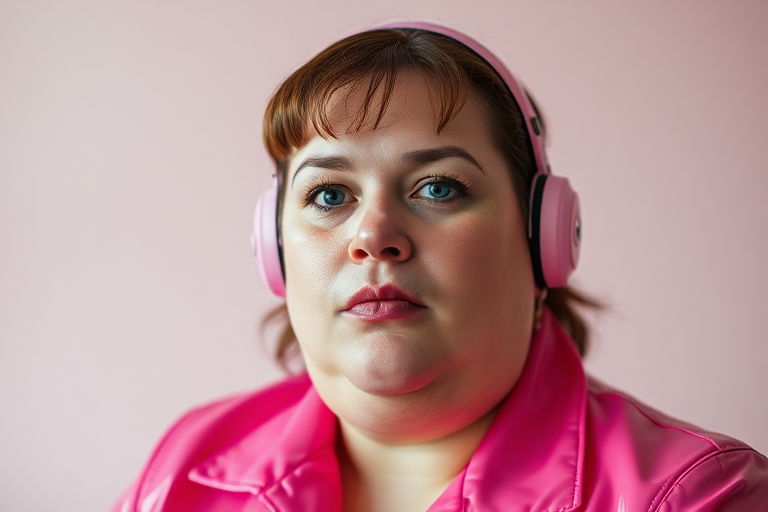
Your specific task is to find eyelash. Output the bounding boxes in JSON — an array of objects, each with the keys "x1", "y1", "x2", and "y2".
[
  {"x1": 302, "y1": 173, "x2": 470, "y2": 212},
  {"x1": 304, "y1": 178, "x2": 346, "y2": 212},
  {"x1": 417, "y1": 173, "x2": 469, "y2": 204}
]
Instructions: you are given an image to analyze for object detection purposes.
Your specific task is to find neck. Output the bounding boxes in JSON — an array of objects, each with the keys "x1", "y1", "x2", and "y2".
[{"x1": 337, "y1": 407, "x2": 498, "y2": 512}]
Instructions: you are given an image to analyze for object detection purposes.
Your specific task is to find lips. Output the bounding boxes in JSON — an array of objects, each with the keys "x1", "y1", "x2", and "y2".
[{"x1": 343, "y1": 284, "x2": 426, "y2": 321}]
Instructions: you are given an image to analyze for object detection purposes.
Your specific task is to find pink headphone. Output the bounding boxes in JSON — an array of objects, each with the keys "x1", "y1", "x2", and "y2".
[{"x1": 252, "y1": 22, "x2": 581, "y2": 298}]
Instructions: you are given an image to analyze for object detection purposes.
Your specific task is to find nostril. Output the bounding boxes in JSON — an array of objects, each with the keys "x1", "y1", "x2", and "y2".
[{"x1": 385, "y1": 247, "x2": 401, "y2": 257}]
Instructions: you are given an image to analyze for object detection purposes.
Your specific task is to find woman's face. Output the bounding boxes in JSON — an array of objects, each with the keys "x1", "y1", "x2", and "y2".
[{"x1": 281, "y1": 72, "x2": 536, "y2": 443}]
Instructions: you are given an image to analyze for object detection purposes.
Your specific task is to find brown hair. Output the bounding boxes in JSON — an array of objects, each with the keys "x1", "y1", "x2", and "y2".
[{"x1": 261, "y1": 28, "x2": 601, "y2": 371}]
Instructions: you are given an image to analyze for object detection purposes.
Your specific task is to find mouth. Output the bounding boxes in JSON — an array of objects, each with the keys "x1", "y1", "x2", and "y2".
[{"x1": 343, "y1": 284, "x2": 426, "y2": 321}]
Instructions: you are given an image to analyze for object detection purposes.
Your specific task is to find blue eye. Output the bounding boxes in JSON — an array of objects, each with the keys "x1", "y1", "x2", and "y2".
[
  {"x1": 319, "y1": 189, "x2": 345, "y2": 206},
  {"x1": 416, "y1": 178, "x2": 465, "y2": 202},
  {"x1": 309, "y1": 186, "x2": 349, "y2": 210},
  {"x1": 425, "y1": 183, "x2": 452, "y2": 199}
]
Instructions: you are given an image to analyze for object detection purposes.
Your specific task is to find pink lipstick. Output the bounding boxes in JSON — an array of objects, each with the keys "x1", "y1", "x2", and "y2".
[{"x1": 343, "y1": 284, "x2": 426, "y2": 321}]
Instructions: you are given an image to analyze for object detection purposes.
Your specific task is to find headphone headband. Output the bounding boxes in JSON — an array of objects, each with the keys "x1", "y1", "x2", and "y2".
[{"x1": 375, "y1": 22, "x2": 550, "y2": 179}]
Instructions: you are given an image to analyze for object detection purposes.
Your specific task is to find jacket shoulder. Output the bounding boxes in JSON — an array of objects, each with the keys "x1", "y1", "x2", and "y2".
[
  {"x1": 146, "y1": 375, "x2": 312, "y2": 465},
  {"x1": 156, "y1": 375, "x2": 311, "y2": 447},
  {"x1": 111, "y1": 375, "x2": 312, "y2": 512},
  {"x1": 655, "y1": 448, "x2": 768, "y2": 511},
  {"x1": 586, "y1": 377, "x2": 753, "y2": 450},
  {"x1": 585, "y1": 377, "x2": 768, "y2": 511}
]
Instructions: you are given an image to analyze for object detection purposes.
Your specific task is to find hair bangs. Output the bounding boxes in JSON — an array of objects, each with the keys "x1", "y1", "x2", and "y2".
[{"x1": 263, "y1": 29, "x2": 470, "y2": 164}]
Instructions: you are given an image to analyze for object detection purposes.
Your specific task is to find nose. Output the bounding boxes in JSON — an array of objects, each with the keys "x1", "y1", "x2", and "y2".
[{"x1": 348, "y1": 200, "x2": 412, "y2": 264}]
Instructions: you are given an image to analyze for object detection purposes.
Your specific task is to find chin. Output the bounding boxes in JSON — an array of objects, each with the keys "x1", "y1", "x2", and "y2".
[
  {"x1": 345, "y1": 368, "x2": 436, "y2": 397},
  {"x1": 341, "y1": 339, "x2": 440, "y2": 397}
]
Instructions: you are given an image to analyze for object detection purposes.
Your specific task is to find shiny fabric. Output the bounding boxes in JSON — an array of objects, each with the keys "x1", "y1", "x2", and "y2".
[{"x1": 112, "y1": 311, "x2": 768, "y2": 511}]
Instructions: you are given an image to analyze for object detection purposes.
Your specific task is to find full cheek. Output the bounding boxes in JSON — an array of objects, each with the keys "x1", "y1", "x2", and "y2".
[
  {"x1": 283, "y1": 220, "x2": 349, "y2": 374},
  {"x1": 427, "y1": 209, "x2": 533, "y2": 381}
]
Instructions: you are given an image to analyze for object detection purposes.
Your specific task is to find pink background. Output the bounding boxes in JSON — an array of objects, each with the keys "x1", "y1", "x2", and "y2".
[{"x1": 1, "y1": 1, "x2": 767, "y2": 511}]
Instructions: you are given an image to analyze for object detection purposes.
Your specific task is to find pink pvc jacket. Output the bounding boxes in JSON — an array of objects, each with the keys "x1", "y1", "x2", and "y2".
[{"x1": 112, "y1": 312, "x2": 768, "y2": 511}]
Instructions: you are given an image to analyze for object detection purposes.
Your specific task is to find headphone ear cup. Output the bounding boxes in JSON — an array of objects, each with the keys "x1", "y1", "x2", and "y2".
[
  {"x1": 252, "y1": 187, "x2": 286, "y2": 298},
  {"x1": 529, "y1": 175, "x2": 581, "y2": 288}
]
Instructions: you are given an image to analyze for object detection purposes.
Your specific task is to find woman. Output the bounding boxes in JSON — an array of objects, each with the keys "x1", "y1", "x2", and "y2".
[{"x1": 113, "y1": 23, "x2": 768, "y2": 512}]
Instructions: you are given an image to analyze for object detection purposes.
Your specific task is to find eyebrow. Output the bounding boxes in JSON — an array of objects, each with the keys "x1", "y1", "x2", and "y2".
[
  {"x1": 402, "y1": 146, "x2": 485, "y2": 174},
  {"x1": 291, "y1": 145, "x2": 484, "y2": 186},
  {"x1": 292, "y1": 156, "x2": 354, "y2": 186}
]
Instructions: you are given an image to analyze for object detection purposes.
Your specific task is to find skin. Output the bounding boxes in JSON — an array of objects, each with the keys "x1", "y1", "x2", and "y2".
[{"x1": 280, "y1": 71, "x2": 537, "y2": 512}]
